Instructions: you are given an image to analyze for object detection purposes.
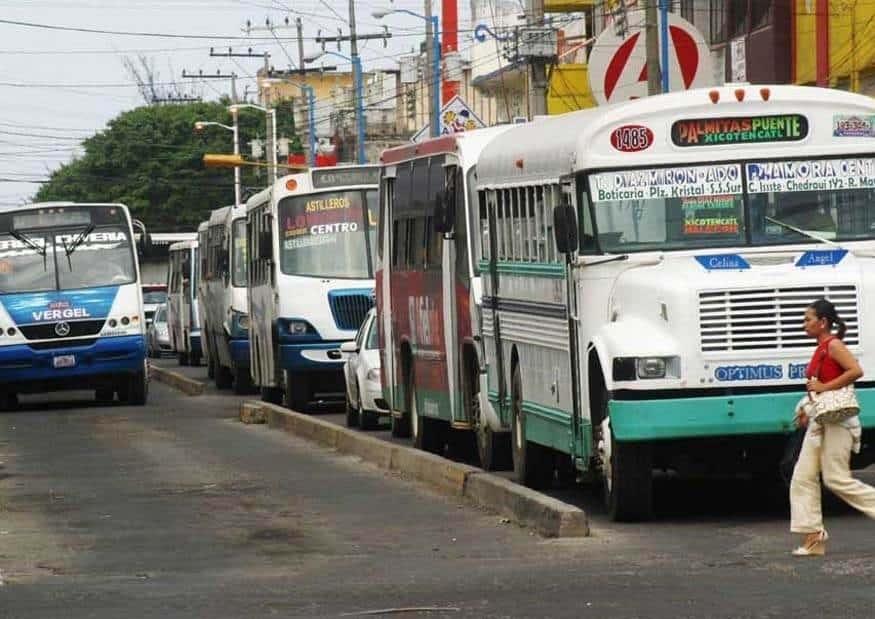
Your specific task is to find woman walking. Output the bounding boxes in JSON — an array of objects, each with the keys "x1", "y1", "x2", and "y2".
[{"x1": 790, "y1": 298, "x2": 875, "y2": 556}]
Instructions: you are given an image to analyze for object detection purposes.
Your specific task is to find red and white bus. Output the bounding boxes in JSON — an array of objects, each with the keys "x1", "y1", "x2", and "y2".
[{"x1": 377, "y1": 126, "x2": 513, "y2": 469}]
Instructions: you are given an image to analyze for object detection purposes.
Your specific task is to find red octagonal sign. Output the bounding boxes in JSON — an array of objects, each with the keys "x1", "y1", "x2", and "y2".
[{"x1": 611, "y1": 125, "x2": 654, "y2": 152}]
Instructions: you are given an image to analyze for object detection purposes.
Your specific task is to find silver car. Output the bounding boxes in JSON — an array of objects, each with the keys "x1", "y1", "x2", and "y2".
[
  {"x1": 147, "y1": 304, "x2": 173, "y2": 358},
  {"x1": 341, "y1": 308, "x2": 389, "y2": 430}
]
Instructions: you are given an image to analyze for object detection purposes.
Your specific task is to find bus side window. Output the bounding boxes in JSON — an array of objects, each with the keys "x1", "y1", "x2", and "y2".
[{"x1": 577, "y1": 184, "x2": 597, "y2": 254}]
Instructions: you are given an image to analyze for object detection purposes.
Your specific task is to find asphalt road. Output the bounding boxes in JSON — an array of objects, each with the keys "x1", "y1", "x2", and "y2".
[{"x1": 3, "y1": 359, "x2": 875, "y2": 618}]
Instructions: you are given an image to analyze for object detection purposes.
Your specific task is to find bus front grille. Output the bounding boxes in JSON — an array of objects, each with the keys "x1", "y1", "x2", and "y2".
[
  {"x1": 328, "y1": 289, "x2": 373, "y2": 331},
  {"x1": 699, "y1": 285, "x2": 859, "y2": 353},
  {"x1": 19, "y1": 319, "x2": 106, "y2": 341}
]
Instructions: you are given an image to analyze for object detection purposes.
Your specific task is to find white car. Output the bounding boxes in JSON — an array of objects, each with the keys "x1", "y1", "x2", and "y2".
[{"x1": 341, "y1": 309, "x2": 388, "y2": 430}]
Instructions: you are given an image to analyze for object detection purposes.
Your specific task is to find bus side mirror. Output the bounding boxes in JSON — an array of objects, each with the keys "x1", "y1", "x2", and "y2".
[
  {"x1": 133, "y1": 219, "x2": 151, "y2": 258},
  {"x1": 434, "y1": 190, "x2": 455, "y2": 235},
  {"x1": 553, "y1": 203, "x2": 579, "y2": 254}
]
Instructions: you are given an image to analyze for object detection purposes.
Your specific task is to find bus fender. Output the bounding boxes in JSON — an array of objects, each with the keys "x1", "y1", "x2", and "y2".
[{"x1": 590, "y1": 318, "x2": 679, "y2": 392}]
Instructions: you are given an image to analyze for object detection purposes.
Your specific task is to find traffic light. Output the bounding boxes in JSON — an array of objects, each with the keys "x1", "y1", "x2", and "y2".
[{"x1": 202, "y1": 154, "x2": 245, "y2": 168}]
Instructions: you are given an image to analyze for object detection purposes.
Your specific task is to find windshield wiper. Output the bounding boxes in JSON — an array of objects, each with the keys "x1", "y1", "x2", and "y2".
[
  {"x1": 9, "y1": 228, "x2": 48, "y2": 271},
  {"x1": 765, "y1": 216, "x2": 841, "y2": 248},
  {"x1": 64, "y1": 224, "x2": 94, "y2": 257},
  {"x1": 59, "y1": 224, "x2": 94, "y2": 271}
]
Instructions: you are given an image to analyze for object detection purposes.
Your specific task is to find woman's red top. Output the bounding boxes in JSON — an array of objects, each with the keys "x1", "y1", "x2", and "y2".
[{"x1": 806, "y1": 336, "x2": 843, "y2": 383}]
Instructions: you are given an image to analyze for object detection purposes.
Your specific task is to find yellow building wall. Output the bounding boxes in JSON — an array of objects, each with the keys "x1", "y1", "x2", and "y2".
[
  {"x1": 547, "y1": 64, "x2": 596, "y2": 115},
  {"x1": 545, "y1": 0, "x2": 595, "y2": 11},
  {"x1": 261, "y1": 72, "x2": 355, "y2": 105},
  {"x1": 794, "y1": 0, "x2": 875, "y2": 90}
]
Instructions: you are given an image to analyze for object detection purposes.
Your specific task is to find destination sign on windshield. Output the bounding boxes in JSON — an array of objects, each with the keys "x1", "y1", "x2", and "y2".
[{"x1": 671, "y1": 114, "x2": 809, "y2": 147}]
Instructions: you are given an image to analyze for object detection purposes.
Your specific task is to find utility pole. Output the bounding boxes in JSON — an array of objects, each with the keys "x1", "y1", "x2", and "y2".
[
  {"x1": 296, "y1": 18, "x2": 306, "y2": 76},
  {"x1": 645, "y1": 0, "x2": 661, "y2": 95},
  {"x1": 348, "y1": 0, "x2": 365, "y2": 163},
  {"x1": 424, "y1": 0, "x2": 437, "y2": 135},
  {"x1": 525, "y1": 0, "x2": 548, "y2": 118}
]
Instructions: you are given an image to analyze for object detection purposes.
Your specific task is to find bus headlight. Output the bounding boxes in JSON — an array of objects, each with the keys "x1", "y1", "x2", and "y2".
[
  {"x1": 276, "y1": 318, "x2": 316, "y2": 339},
  {"x1": 613, "y1": 356, "x2": 680, "y2": 380},
  {"x1": 637, "y1": 357, "x2": 666, "y2": 379}
]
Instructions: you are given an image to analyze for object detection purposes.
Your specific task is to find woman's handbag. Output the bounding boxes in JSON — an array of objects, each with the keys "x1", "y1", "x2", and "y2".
[{"x1": 809, "y1": 385, "x2": 860, "y2": 424}]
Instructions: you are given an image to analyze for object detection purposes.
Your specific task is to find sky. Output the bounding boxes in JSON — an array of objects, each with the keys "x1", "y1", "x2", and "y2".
[{"x1": 0, "y1": 0, "x2": 478, "y2": 208}]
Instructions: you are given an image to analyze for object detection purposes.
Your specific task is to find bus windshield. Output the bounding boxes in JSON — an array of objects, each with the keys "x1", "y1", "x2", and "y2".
[
  {"x1": 586, "y1": 157, "x2": 875, "y2": 252},
  {"x1": 0, "y1": 226, "x2": 136, "y2": 294},
  {"x1": 278, "y1": 189, "x2": 376, "y2": 279},
  {"x1": 232, "y1": 218, "x2": 247, "y2": 287}
]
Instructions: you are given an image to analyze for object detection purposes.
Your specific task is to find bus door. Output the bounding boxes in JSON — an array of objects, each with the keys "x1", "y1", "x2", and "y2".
[
  {"x1": 443, "y1": 163, "x2": 467, "y2": 425},
  {"x1": 413, "y1": 156, "x2": 450, "y2": 421},
  {"x1": 380, "y1": 166, "x2": 400, "y2": 413},
  {"x1": 485, "y1": 191, "x2": 507, "y2": 421}
]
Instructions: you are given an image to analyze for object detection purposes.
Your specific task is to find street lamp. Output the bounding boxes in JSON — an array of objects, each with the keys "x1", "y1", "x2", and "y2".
[
  {"x1": 304, "y1": 50, "x2": 366, "y2": 165},
  {"x1": 195, "y1": 118, "x2": 241, "y2": 208},
  {"x1": 229, "y1": 103, "x2": 278, "y2": 181},
  {"x1": 372, "y1": 7, "x2": 440, "y2": 138}
]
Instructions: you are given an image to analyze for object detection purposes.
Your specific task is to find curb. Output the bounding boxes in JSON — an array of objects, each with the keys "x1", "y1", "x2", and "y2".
[
  {"x1": 148, "y1": 364, "x2": 206, "y2": 396},
  {"x1": 251, "y1": 401, "x2": 589, "y2": 538}
]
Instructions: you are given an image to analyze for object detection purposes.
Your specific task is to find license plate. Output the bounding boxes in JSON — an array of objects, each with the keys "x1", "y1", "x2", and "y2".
[{"x1": 53, "y1": 355, "x2": 76, "y2": 369}]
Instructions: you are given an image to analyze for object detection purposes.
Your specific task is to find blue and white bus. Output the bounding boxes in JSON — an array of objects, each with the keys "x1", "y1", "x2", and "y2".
[
  {"x1": 247, "y1": 166, "x2": 379, "y2": 410},
  {"x1": 0, "y1": 202, "x2": 149, "y2": 408}
]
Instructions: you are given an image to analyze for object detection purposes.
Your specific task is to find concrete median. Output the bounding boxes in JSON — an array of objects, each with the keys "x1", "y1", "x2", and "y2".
[
  {"x1": 246, "y1": 401, "x2": 589, "y2": 538},
  {"x1": 149, "y1": 364, "x2": 205, "y2": 396}
]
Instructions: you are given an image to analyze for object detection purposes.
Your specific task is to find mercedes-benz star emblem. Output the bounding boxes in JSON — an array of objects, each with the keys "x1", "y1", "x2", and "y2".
[{"x1": 55, "y1": 321, "x2": 71, "y2": 337}]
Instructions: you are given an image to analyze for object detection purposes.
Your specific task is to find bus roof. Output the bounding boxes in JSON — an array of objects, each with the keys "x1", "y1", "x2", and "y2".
[
  {"x1": 198, "y1": 220, "x2": 209, "y2": 232},
  {"x1": 380, "y1": 125, "x2": 515, "y2": 172},
  {"x1": 1, "y1": 202, "x2": 129, "y2": 213},
  {"x1": 208, "y1": 205, "x2": 233, "y2": 227},
  {"x1": 476, "y1": 84, "x2": 875, "y2": 188},
  {"x1": 246, "y1": 164, "x2": 380, "y2": 214},
  {"x1": 168, "y1": 238, "x2": 198, "y2": 251}
]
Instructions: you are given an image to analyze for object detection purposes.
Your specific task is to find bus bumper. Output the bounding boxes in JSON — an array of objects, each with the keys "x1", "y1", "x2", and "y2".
[
  {"x1": 0, "y1": 335, "x2": 146, "y2": 390},
  {"x1": 609, "y1": 388, "x2": 875, "y2": 442},
  {"x1": 229, "y1": 338, "x2": 250, "y2": 366},
  {"x1": 279, "y1": 342, "x2": 345, "y2": 372}
]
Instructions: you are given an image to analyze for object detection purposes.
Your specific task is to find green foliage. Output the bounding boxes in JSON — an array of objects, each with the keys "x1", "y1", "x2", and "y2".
[{"x1": 35, "y1": 100, "x2": 298, "y2": 232}]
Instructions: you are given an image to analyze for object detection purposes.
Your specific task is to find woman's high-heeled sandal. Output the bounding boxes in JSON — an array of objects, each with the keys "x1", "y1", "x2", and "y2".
[{"x1": 792, "y1": 530, "x2": 828, "y2": 556}]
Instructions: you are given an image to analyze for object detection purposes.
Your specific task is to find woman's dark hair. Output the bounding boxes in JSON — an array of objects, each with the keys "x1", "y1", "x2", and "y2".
[{"x1": 809, "y1": 298, "x2": 847, "y2": 340}]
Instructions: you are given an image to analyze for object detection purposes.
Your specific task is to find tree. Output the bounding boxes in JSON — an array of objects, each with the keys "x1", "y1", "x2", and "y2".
[{"x1": 35, "y1": 100, "x2": 296, "y2": 232}]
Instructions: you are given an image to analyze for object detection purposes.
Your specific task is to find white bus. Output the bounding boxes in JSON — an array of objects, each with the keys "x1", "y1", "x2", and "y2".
[
  {"x1": 475, "y1": 85, "x2": 875, "y2": 520},
  {"x1": 200, "y1": 204, "x2": 253, "y2": 393},
  {"x1": 247, "y1": 166, "x2": 379, "y2": 409},
  {"x1": 195, "y1": 220, "x2": 212, "y2": 372},
  {"x1": 0, "y1": 202, "x2": 149, "y2": 407},
  {"x1": 166, "y1": 239, "x2": 201, "y2": 366},
  {"x1": 377, "y1": 126, "x2": 514, "y2": 469}
]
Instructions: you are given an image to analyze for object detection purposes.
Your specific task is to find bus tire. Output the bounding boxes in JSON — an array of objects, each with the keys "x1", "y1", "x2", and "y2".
[
  {"x1": 123, "y1": 369, "x2": 148, "y2": 406},
  {"x1": 0, "y1": 392, "x2": 19, "y2": 412},
  {"x1": 260, "y1": 386, "x2": 283, "y2": 405},
  {"x1": 391, "y1": 412, "x2": 411, "y2": 438},
  {"x1": 190, "y1": 352, "x2": 201, "y2": 367},
  {"x1": 283, "y1": 370, "x2": 309, "y2": 412},
  {"x1": 511, "y1": 365, "x2": 553, "y2": 490},
  {"x1": 178, "y1": 352, "x2": 190, "y2": 366},
  {"x1": 95, "y1": 388, "x2": 114, "y2": 403},
  {"x1": 475, "y1": 411, "x2": 512, "y2": 472},
  {"x1": 409, "y1": 373, "x2": 445, "y2": 454},
  {"x1": 207, "y1": 353, "x2": 216, "y2": 380},
  {"x1": 232, "y1": 366, "x2": 254, "y2": 395},
  {"x1": 215, "y1": 365, "x2": 233, "y2": 389},
  {"x1": 603, "y1": 422, "x2": 653, "y2": 522}
]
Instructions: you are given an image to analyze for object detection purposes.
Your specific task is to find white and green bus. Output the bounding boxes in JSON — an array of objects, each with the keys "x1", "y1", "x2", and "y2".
[{"x1": 475, "y1": 85, "x2": 875, "y2": 520}]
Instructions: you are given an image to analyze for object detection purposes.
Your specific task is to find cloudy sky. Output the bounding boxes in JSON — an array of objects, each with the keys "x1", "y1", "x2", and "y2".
[{"x1": 0, "y1": 0, "x2": 478, "y2": 208}]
